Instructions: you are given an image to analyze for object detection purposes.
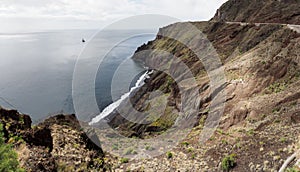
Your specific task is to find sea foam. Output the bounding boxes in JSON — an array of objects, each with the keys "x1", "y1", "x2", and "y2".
[{"x1": 89, "y1": 70, "x2": 152, "y2": 125}]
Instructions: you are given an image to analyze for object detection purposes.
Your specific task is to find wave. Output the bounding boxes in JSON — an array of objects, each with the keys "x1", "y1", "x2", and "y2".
[{"x1": 89, "y1": 70, "x2": 152, "y2": 125}]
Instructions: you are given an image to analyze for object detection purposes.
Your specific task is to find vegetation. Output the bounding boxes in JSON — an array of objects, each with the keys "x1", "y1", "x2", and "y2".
[
  {"x1": 124, "y1": 147, "x2": 137, "y2": 155},
  {"x1": 280, "y1": 137, "x2": 287, "y2": 143},
  {"x1": 246, "y1": 129, "x2": 254, "y2": 136},
  {"x1": 57, "y1": 161, "x2": 74, "y2": 172},
  {"x1": 221, "y1": 154, "x2": 236, "y2": 172},
  {"x1": 187, "y1": 147, "x2": 193, "y2": 153},
  {"x1": 120, "y1": 158, "x2": 129, "y2": 163},
  {"x1": 286, "y1": 167, "x2": 300, "y2": 172},
  {"x1": 112, "y1": 144, "x2": 119, "y2": 150},
  {"x1": 267, "y1": 82, "x2": 286, "y2": 93},
  {"x1": 166, "y1": 151, "x2": 173, "y2": 159},
  {"x1": 191, "y1": 153, "x2": 196, "y2": 159},
  {"x1": 0, "y1": 123, "x2": 25, "y2": 172},
  {"x1": 8, "y1": 134, "x2": 24, "y2": 145},
  {"x1": 19, "y1": 116, "x2": 24, "y2": 125},
  {"x1": 221, "y1": 139, "x2": 228, "y2": 145},
  {"x1": 145, "y1": 145, "x2": 154, "y2": 151},
  {"x1": 181, "y1": 141, "x2": 189, "y2": 147}
]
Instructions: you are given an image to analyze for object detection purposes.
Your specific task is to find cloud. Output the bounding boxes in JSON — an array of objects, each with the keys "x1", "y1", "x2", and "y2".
[{"x1": 0, "y1": 0, "x2": 227, "y2": 32}]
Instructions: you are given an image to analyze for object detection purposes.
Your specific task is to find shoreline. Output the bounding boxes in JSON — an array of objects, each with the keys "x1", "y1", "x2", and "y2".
[{"x1": 89, "y1": 69, "x2": 152, "y2": 125}]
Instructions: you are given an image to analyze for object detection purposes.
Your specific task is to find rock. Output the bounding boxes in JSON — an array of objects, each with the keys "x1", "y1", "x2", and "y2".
[
  {"x1": 291, "y1": 112, "x2": 300, "y2": 123},
  {"x1": 249, "y1": 164, "x2": 255, "y2": 172},
  {"x1": 225, "y1": 103, "x2": 249, "y2": 128},
  {"x1": 248, "y1": 110, "x2": 259, "y2": 121},
  {"x1": 273, "y1": 155, "x2": 281, "y2": 161},
  {"x1": 263, "y1": 160, "x2": 269, "y2": 166},
  {"x1": 0, "y1": 107, "x2": 105, "y2": 171}
]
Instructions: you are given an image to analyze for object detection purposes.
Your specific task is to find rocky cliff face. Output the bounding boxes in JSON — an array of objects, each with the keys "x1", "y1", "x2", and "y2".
[
  {"x1": 212, "y1": 0, "x2": 300, "y2": 24},
  {"x1": 0, "y1": 107, "x2": 107, "y2": 172},
  {"x1": 104, "y1": 0, "x2": 300, "y2": 171}
]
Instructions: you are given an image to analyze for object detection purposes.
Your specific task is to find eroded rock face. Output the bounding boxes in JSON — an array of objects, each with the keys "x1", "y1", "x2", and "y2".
[
  {"x1": 0, "y1": 108, "x2": 105, "y2": 172},
  {"x1": 212, "y1": 0, "x2": 300, "y2": 25},
  {"x1": 225, "y1": 103, "x2": 249, "y2": 128},
  {"x1": 22, "y1": 126, "x2": 53, "y2": 151},
  {"x1": 0, "y1": 108, "x2": 31, "y2": 138}
]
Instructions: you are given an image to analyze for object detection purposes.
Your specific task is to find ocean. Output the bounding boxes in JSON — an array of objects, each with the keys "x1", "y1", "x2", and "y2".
[{"x1": 0, "y1": 30, "x2": 155, "y2": 123}]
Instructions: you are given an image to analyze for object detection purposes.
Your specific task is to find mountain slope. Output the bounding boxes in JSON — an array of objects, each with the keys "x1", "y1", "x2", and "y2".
[
  {"x1": 212, "y1": 0, "x2": 300, "y2": 25},
  {"x1": 103, "y1": 1, "x2": 300, "y2": 171}
]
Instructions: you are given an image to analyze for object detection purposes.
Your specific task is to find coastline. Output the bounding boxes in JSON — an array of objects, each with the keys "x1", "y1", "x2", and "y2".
[{"x1": 89, "y1": 69, "x2": 153, "y2": 125}]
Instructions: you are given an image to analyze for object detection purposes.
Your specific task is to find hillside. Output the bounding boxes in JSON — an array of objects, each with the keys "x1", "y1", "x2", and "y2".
[
  {"x1": 212, "y1": 0, "x2": 300, "y2": 24},
  {"x1": 102, "y1": 0, "x2": 300, "y2": 171}
]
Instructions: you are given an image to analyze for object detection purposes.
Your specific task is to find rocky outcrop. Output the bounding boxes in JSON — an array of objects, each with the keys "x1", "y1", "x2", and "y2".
[{"x1": 0, "y1": 108, "x2": 105, "y2": 172}]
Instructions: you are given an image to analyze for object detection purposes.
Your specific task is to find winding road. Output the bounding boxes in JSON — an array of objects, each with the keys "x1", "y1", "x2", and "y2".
[{"x1": 225, "y1": 21, "x2": 300, "y2": 33}]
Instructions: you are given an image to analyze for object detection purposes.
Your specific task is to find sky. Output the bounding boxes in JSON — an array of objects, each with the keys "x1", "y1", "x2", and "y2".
[{"x1": 0, "y1": 0, "x2": 228, "y2": 33}]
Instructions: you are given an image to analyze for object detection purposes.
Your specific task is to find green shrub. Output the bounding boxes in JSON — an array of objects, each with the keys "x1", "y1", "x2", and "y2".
[
  {"x1": 286, "y1": 167, "x2": 300, "y2": 172},
  {"x1": 246, "y1": 129, "x2": 254, "y2": 136},
  {"x1": 181, "y1": 141, "x2": 189, "y2": 147},
  {"x1": 8, "y1": 135, "x2": 24, "y2": 144},
  {"x1": 217, "y1": 129, "x2": 225, "y2": 135},
  {"x1": 124, "y1": 147, "x2": 137, "y2": 155},
  {"x1": 191, "y1": 153, "x2": 196, "y2": 159},
  {"x1": 120, "y1": 158, "x2": 129, "y2": 163},
  {"x1": 280, "y1": 137, "x2": 287, "y2": 143},
  {"x1": 0, "y1": 123, "x2": 25, "y2": 172},
  {"x1": 19, "y1": 116, "x2": 24, "y2": 125},
  {"x1": 187, "y1": 148, "x2": 193, "y2": 153},
  {"x1": 221, "y1": 139, "x2": 228, "y2": 144},
  {"x1": 267, "y1": 82, "x2": 286, "y2": 93},
  {"x1": 145, "y1": 145, "x2": 154, "y2": 151},
  {"x1": 166, "y1": 151, "x2": 173, "y2": 159},
  {"x1": 221, "y1": 154, "x2": 236, "y2": 172},
  {"x1": 112, "y1": 144, "x2": 119, "y2": 150}
]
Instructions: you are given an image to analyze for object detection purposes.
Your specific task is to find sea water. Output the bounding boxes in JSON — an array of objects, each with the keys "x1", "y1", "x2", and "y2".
[{"x1": 0, "y1": 30, "x2": 155, "y2": 123}]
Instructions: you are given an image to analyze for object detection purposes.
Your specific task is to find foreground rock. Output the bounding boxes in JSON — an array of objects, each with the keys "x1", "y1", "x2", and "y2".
[{"x1": 0, "y1": 107, "x2": 107, "y2": 172}]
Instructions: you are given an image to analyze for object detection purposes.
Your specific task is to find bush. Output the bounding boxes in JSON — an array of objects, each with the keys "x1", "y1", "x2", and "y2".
[
  {"x1": 120, "y1": 158, "x2": 129, "y2": 163},
  {"x1": 124, "y1": 147, "x2": 137, "y2": 155},
  {"x1": 0, "y1": 123, "x2": 25, "y2": 172},
  {"x1": 181, "y1": 141, "x2": 189, "y2": 147},
  {"x1": 166, "y1": 151, "x2": 173, "y2": 159},
  {"x1": 221, "y1": 154, "x2": 236, "y2": 172},
  {"x1": 145, "y1": 145, "x2": 154, "y2": 151},
  {"x1": 286, "y1": 167, "x2": 300, "y2": 172}
]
